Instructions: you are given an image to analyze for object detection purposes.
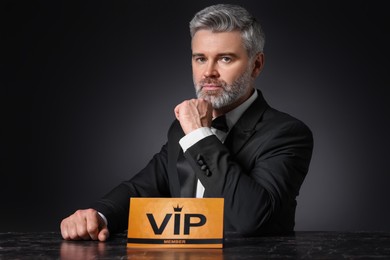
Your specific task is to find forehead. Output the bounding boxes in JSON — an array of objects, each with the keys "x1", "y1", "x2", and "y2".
[{"x1": 191, "y1": 30, "x2": 246, "y2": 55}]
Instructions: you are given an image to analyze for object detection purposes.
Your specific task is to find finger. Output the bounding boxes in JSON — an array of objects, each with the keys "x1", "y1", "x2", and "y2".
[
  {"x1": 85, "y1": 211, "x2": 100, "y2": 240},
  {"x1": 174, "y1": 104, "x2": 180, "y2": 120},
  {"x1": 61, "y1": 217, "x2": 81, "y2": 240},
  {"x1": 72, "y1": 210, "x2": 91, "y2": 240},
  {"x1": 76, "y1": 220, "x2": 91, "y2": 240},
  {"x1": 67, "y1": 220, "x2": 81, "y2": 240},
  {"x1": 60, "y1": 219, "x2": 70, "y2": 240},
  {"x1": 98, "y1": 227, "x2": 110, "y2": 242}
]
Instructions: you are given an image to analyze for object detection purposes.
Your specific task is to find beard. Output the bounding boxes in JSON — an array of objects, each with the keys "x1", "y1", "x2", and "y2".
[{"x1": 194, "y1": 69, "x2": 252, "y2": 109}]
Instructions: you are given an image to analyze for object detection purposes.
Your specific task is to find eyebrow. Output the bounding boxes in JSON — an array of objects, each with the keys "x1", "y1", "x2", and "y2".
[
  {"x1": 192, "y1": 53, "x2": 204, "y2": 58},
  {"x1": 192, "y1": 53, "x2": 239, "y2": 58}
]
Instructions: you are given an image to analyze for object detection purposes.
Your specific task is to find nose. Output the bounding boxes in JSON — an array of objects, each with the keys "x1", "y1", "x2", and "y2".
[{"x1": 203, "y1": 61, "x2": 219, "y2": 78}]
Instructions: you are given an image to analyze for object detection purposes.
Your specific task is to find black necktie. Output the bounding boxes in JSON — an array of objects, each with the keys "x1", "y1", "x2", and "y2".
[{"x1": 211, "y1": 115, "x2": 229, "y2": 132}]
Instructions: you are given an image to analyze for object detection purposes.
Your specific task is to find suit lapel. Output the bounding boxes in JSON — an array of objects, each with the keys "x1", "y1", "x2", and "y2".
[
  {"x1": 167, "y1": 120, "x2": 185, "y2": 197},
  {"x1": 224, "y1": 89, "x2": 269, "y2": 155},
  {"x1": 168, "y1": 90, "x2": 269, "y2": 196}
]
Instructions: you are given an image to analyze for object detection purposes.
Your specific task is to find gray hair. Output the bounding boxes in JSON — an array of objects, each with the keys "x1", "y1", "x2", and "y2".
[{"x1": 189, "y1": 4, "x2": 265, "y2": 58}]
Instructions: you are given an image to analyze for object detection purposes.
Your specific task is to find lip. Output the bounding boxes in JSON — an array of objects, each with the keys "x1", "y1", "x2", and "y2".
[{"x1": 202, "y1": 84, "x2": 222, "y2": 91}]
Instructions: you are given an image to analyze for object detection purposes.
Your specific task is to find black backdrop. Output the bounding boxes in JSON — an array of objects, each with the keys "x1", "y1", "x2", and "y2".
[{"x1": 2, "y1": 0, "x2": 389, "y2": 232}]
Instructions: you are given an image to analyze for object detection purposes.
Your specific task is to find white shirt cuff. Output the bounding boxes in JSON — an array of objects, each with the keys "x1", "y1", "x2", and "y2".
[
  {"x1": 179, "y1": 127, "x2": 213, "y2": 152},
  {"x1": 98, "y1": 212, "x2": 108, "y2": 226}
]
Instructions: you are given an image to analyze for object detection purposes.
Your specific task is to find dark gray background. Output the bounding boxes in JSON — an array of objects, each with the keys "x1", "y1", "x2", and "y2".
[{"x1": 2, "y1": 0, "x2": 389, "y2": 232}]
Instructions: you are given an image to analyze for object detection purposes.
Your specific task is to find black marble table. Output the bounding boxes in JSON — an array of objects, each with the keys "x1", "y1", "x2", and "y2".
[{"x1": 1, "y1": 231, "x2": 389, "y2": 259}]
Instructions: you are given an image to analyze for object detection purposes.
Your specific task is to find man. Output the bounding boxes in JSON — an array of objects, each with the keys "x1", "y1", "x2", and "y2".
[{"x1": 60, "y1": 4, "x2": 313, "y2": 241}]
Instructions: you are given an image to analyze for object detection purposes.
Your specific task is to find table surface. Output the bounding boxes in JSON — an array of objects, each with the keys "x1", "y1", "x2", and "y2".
[{"x1": 1, "y1": 231, "x2": 389, "y2": 259}]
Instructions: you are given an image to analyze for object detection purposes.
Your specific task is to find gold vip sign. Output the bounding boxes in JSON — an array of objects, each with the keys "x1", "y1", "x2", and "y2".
[{"x1": 127, "y1": 198, "x2": 224, "y2": 248}]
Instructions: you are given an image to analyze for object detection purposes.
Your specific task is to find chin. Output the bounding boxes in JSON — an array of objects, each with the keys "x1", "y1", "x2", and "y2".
[{"x1": 199, "y1": 89, "x2": 222, "y2": 99}]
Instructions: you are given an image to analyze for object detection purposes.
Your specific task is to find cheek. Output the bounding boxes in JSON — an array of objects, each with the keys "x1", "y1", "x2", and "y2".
[
  {"x1": 218, "y1": 70, "x2": 239, "y2": 85},
  {"x1": 221, "y1": 65, "x2": 249, "y2": 83}
]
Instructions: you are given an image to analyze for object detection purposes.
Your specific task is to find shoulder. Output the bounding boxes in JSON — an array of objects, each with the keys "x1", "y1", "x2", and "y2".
[
  {"x1": 248, "y1": 90, "x2": 312, "y2": 137},
  {"x1": 260, "y1": 106, "x2": 313, "y2": 141}
]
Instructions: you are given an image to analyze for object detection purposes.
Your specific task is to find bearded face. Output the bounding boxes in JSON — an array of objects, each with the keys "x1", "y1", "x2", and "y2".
[{"x1": 194, "y1": 68, "x2": 252, "y2": 109}]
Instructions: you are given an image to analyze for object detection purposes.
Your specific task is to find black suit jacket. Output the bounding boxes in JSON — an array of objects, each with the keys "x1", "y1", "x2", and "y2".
[{"x1": 93, "y1": 89, "x2": 313, "y2": 236}]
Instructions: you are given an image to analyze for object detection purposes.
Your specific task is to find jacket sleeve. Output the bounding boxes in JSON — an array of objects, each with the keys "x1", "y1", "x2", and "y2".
[
  {"x1": 183, "y1": 117, "x2": 313, "y2": 235},
  {"x1": 92, "y1": 142, "x2": 171, "y2": 233}
]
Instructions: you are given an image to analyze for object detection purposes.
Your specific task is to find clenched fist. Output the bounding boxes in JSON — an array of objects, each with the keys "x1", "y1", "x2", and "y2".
[
  {"x1": 60, "y1": 208, "x2": 110, "y2": 241},
  {"x1": 174, "y1": 99, "x2": 213, "y2": 134}
]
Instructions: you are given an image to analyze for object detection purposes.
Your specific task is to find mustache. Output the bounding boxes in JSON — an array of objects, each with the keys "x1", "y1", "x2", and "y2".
[{"x1": 199, "y1": 79, "x2": 226, "y2": 87}]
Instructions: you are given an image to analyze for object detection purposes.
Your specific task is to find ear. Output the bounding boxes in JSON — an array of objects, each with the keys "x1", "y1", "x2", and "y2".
[{"x1": 251, "y1": 52, "x2": 265, "y2": 78}]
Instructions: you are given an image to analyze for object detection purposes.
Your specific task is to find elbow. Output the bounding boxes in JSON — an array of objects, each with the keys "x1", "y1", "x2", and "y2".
[{"x1": 228, "y1": 199, "x2": 275, "y2": 236}]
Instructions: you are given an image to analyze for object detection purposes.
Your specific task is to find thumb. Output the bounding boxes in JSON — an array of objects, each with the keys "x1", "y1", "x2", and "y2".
[
  {"x1": 174, "y1": 104, "x2": 180, "y2": 120},
  {"x1": 98, "y1": 226, "x2": 110, "y2": 241}
]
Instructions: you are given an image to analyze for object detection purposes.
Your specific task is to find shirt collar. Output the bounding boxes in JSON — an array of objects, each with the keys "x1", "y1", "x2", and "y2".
[{"x1": 224, "y1": 89, "x2": 258, "y2": 130}]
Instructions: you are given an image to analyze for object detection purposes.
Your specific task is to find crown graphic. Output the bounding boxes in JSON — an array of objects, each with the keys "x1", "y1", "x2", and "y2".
[{"x1": 173, "y1": 204, "x2": 183, "y2": 212}]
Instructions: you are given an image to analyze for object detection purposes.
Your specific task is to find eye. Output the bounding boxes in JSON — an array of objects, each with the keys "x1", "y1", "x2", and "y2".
[
  {"x1": 193, "y1": 56, "x2": 207, "y2": 63},
  {"x1": 220, "y1": 56, "x2": 232, "y2": 63}
]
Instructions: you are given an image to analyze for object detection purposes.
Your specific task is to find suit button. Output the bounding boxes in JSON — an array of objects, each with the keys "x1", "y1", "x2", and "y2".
[
  {"x1": 198, "y1": 159, "x2": 204, "y2": 165},
  {"x1": 205, "y1": 169, "x2": 211, "y2": 176},
  {"x1": 201, "y1": 165, "x2": 207, "y2": 171}
]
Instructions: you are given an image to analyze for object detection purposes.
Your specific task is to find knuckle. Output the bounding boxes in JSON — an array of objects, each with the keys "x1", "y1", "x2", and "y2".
[
  {"x1": 74, "y1": 209, "x2": 84, "y2": 216},
  {"x1": 77, "y1": 226, "x2": 87, "y2": 237},
  {"x1": 60, "y1": 220, "x2": 67, "y2": 230},
  {"x1": 85, "y1": 208, "x2": 96, "y2": 215},
  {"x1": 87, "y1": 225, "x2": 97, "y2": 234},
  {"x1": 68, "y1": 229, "x2": 79, "y2": 240}
]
